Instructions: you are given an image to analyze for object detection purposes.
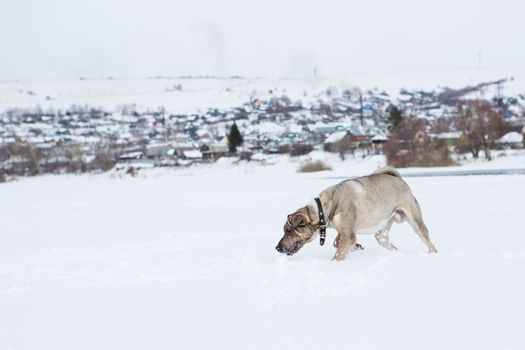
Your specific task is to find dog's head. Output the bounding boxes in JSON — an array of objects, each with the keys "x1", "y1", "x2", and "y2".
[{"x1": 276, "y1": 207, "x2": 317, "y2": 256}]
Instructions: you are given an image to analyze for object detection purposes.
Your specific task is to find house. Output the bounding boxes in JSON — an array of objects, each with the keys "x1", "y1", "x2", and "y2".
[
  {"x1": 146, "y1": 143, "x2": 172, "y2": 158},
  {"x1": 118, "y1": 151, "x2": 142, "y2": 163},
  {"x1": 196, "y1": 129, "x2": 213, "y2": 145},
  {"x1": 200, "y1": 143, "x2": 229, "y2": 161},
  {"x1": 323, "y1": 130, "x2": 348, "y2": 150},
  {"x1": 371, "y1": 133, "x2": 388, "y2": 153},
  {"x1": 236, "y1": 146, "x2": 254, "y2": 160},
  {"x1": 323, "y1": 130, "x2": 372, "y2": 153},
  {"x1": 436, "y1": 131, "x2": 461, "y2": 148},
  {"x1": 116, "y1": 151, "x2": 155, "y2": 169},
  {"x1": 310, "y1": 123, "x2": 343, "y2": 135},
  {"x1": 174, "y1": 133, "x2": 190, "y2": 143},
  {"x1": 145, "y1": 142, "x2": 177, "y2": 166},
  {"x1": 182, "y1": 150, "x2": 203, "y2": 162},
  {"x1": 497, "y1": 132, "x2": 524, "y2": 149},
  {"x1": 323, "y1": 131, "x2": 355, "y2": 154},
  {"x1": 171, "y1": 141, "x2": 195, "y2": 157}
]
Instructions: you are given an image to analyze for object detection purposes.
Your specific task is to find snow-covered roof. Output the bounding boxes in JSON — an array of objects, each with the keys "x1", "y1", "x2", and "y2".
[
  {"x1": 196, "y1": 129, "x2": 211, "y2": 137},
  {"x1": 147, "y1": 142, "x2": 172, "y2": 150},
  {"x1": 119, "y1": 151, "x2": 142, "y2": 160},
  {"x1": 172, "y1": 141, "x2": 194, "y2": 149},
  {"x1": 497, "y1": 132, "x2": 523, "y2": 144},
  {"x1": 249, "y1": 122, "x2": 285, "y2": 135},
  {"x1": 202, "y1": 144, "x2": 229, "y2": 153},
  {"x1": 348, "y1": 124, "x2": 369, "y2": 136},
  {"x1": 251, "y1": 153, "x2": 272, "y2": 161},
  {"x1": 324, "y1": 131, "x2": 347, "y2": 144},
  {"x1": 183, "y1": 150, "x2": 202, "y2": 159},
  {"x1": 437, "y1": 131, "x2": 462, "y2": 139},
  {"x1": 371, "y1": 134, "x2": 388, "y2": 141}
]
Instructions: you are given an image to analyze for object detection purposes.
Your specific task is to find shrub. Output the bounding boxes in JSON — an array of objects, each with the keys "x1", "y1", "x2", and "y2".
[
  {"x1": 126, "y1": 167, "x2": 137, "y2": 177},
  {"x1": 298, "y1": 160, "x2": 332, "y2": 173}
]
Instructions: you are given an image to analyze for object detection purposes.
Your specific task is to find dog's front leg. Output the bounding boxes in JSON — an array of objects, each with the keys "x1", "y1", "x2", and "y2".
[
  {"x1": 334, "y1": 234, "x2": 364, "y2": 251},
  {"x1": 332, "y1": 231, "x2": 357, "y2": 261}
]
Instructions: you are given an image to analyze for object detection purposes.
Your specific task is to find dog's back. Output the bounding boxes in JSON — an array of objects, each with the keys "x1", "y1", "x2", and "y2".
[
  {"x1": 373, "y1": 166, "x2": 401, "y2": 178},
  {"x1": 326, "y1": 166, "x2": 413, "y2": 228}
]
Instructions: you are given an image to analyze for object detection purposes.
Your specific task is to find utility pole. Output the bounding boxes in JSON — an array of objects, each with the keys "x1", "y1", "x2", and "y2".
[
  {"x1": 359, "y1": 92, "x2": 364, "y2": 126},
  {"x1": 478, "y1": 50, "x2": 482, "y2": 69},
  {"x1": 495, "y1": 80, "x2": 504, "y2": 112},
  {"x1": 496, "y1": 80, "x2": 503, "y2": 99},
  {"x1": 160, "y1": 107, "x2": 168, "y2": 142}
]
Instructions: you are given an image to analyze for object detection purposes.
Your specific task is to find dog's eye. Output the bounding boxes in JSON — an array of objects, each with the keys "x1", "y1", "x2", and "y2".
[{"x1": 297, "y1": 223, "x2": 307, "y2": 227}]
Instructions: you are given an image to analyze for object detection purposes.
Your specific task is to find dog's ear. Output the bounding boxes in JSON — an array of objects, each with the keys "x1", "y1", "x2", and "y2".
[
  {"x1": 293, "y1": 214, "x2": 306, "y2": 227},
  {"x1": 288, "y1": 213, "x2": 306, "y2": 227},
  {"x1": 287, "y1": 207, "x2": 312, "y2": 227},
  {"x1": 302, "y1": 206, "x2": 312, "y2": 224}
]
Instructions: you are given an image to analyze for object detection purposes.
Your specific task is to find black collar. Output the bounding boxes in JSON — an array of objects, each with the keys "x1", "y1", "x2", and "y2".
[{"x1": 314, "y1": 197, "x2": 327, "y2": 246}]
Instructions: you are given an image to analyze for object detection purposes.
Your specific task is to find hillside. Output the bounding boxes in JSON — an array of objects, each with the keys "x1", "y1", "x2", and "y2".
[{"x1": 1, "y1": 68, "x2": 524, "y2": 114}]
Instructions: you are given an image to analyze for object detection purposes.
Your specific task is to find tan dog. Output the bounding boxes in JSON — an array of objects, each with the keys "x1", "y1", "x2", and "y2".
[{"x1": 276, "y1": 167, "x2": 437, "y2": 260}]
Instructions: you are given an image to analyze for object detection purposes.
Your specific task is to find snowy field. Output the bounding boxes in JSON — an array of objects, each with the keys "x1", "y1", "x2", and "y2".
[{"x1": 1, "y1": 157, "x2": 524, "y2": 350}]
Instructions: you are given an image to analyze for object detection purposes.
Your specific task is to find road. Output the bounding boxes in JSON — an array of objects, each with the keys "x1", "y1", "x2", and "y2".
[{"x1": 322, "y1": 167, "x2": 525, "y2": 179}]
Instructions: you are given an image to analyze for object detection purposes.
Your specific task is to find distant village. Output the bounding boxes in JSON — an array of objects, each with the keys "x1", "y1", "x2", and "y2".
[{"x1": 1, "y1": 78, "x2": 524, "y2": 178}]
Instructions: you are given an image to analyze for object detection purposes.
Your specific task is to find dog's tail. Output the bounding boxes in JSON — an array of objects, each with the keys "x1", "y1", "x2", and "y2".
[{"x1": 373, "y1": 166, "x2": 401, "y2": 178}]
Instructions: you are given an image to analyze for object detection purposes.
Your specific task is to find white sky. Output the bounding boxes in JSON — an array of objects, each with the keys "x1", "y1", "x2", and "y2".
[{"x1": 0, "y1": 0, "x2": 523, "y2": 80}]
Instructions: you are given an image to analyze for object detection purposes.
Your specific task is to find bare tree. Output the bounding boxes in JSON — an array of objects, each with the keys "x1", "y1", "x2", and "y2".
[
  {"x1": 335, "y1": 136, "x2": 354, "y2": 160},
  {"x1": 454, "y1": 100, "x2": 507, "y2": 160},
  {"x1": 1, "y1": 143, "x2": 45, "y2": 176},
  {"x1": 88, "y1": 142, "x2": 124, "y2": 172},
  {"x1": 431, "y1": 117, "x2": 453, "y2": 134},
  {"x1": 64, "y1": 143, "x2": 84, "y2": 172},
  {"x1": 384, "y1": 118, "x2": 453, "y2": 167}
]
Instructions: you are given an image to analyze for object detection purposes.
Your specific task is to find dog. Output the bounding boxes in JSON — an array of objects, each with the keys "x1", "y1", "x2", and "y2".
[{"x1": 275, "y1": 167, "x2": 437, "y2": 261}]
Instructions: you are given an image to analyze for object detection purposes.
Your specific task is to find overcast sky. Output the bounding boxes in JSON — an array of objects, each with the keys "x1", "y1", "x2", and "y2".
[{"x1": 0, "y1": 0, "x2": 523, "y2": 80}]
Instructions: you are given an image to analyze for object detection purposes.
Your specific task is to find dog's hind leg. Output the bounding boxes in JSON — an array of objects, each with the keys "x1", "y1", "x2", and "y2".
[
  {"x1": 374, "y1": 215, "x2": 398, "y2": 251},
  {"x1": 403, "y1": 198, "x2": 438, "y2": 253}
]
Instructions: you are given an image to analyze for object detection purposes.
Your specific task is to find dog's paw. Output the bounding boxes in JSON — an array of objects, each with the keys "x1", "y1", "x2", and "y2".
[{"x1": 332, "y1": 252, "x2": 347, "y2": 261}]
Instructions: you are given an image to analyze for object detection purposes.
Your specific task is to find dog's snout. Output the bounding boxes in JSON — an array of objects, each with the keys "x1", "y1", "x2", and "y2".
[{"x1": 276, "y1": 245, "x2": 283, "y2": 253}]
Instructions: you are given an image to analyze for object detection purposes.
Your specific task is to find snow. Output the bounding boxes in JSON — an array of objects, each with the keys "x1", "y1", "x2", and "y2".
[
  {"x1": 371, "y1": 133, "x2": 388, "y2": 142},
  {"x1": 437, "y1": 131, "x2": 462, "y2": 139},
  {"x1": 0, "y1": 157, "x2": 524, "y2": 349},
  {"x1": 114, "y1": 160, "x2": 154, "y2": 169},
  {"x1": 119, "y1": 151, "x2": 142, "y2": 159},
  {"x1": 323, "y1": 130, "x2": 347, "y2": 144},
  {"x1": 247, "y1": 121, "x2": 285, "y2": 135},
  {"x1": 1, "y1": 67, "x2": 524, "y2": 114},
  {"x1": 498, "y1": 131, "x2": 524, "y2": 144},
  {"x1": 182, "y1": 150, "x2": 202, "y2": 159}
]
